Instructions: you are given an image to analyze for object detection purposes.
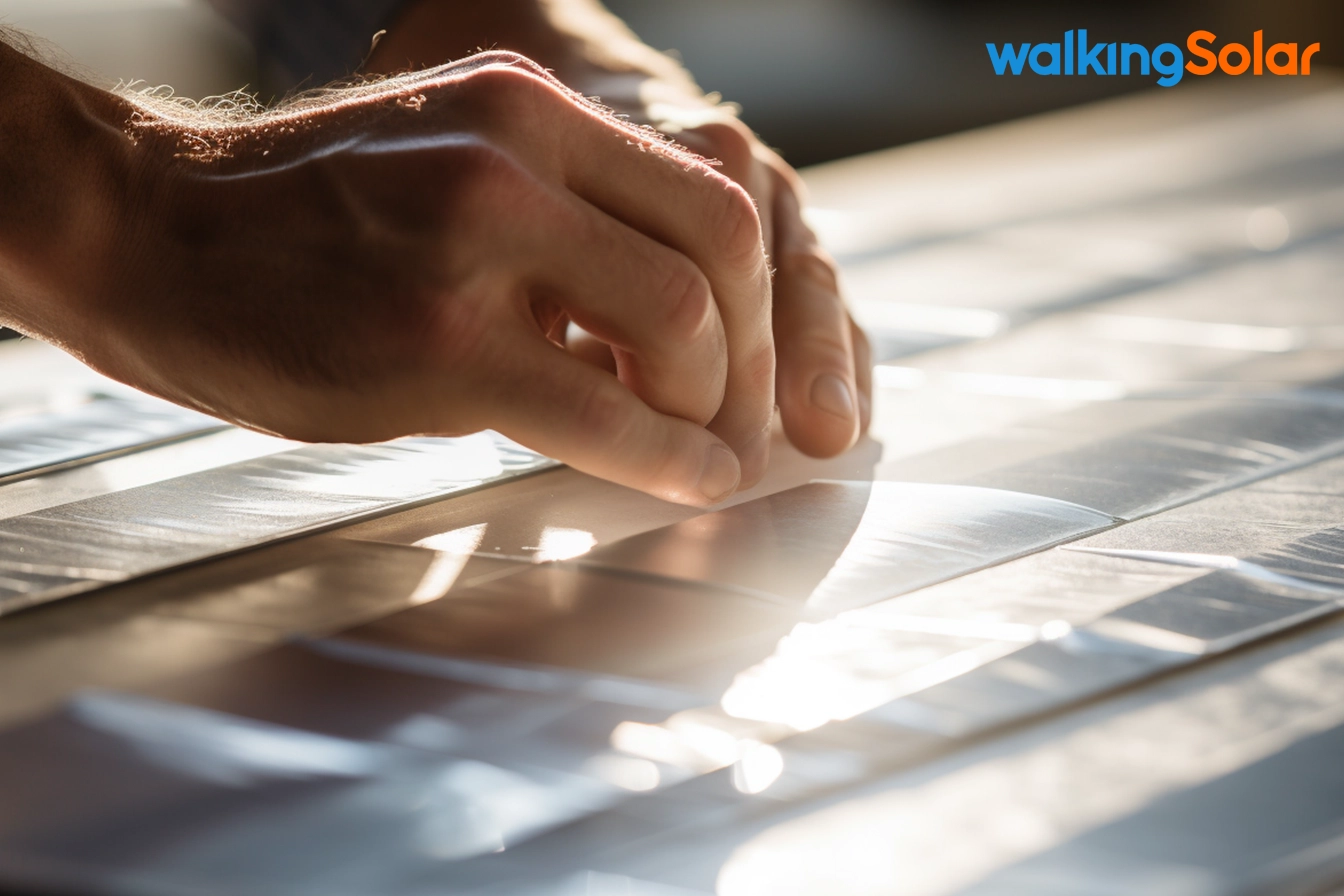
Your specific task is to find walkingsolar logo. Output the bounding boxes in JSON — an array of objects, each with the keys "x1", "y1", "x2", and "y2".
[{"x1": 987, "y1": 30, "x2": 1322, "y2": 88}]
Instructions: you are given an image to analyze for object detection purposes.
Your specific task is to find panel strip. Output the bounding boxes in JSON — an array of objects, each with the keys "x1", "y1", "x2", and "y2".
[
  {"x1": 0, "y1": 396, "x2": 227, "y2": 485},
  {"x1": 0, "y1": 435, "x2": 555, "y2": 616}
]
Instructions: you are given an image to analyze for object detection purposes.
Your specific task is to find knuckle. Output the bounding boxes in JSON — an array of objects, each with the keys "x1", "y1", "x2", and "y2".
[
  {"x1": 693, "y1": 120, "x2": 755, "y2": 173},
  {"x1": 767, "y1": 153, "x2": 808, "y2": 200},
  {"x1": 795, "y1": 333, "x2": 852, "y2": 369},
  {"x1": 442, "y1": 140, "x2": 530, "y2": 209},
  {"x1": 459, "y1": 62, "x2": 547, "y2": 118},
  {"x1": 777, "y1": 247, "x2": 841, "y2": 295},
  {"x1": 850, "y1": 320, "x2": 872, "y2": 362},
  {"x1": 744, "y1": 339, "x2": 777, "y2": 396},
  {"x1": 574, "y1": 375, "x2": 634, "y2": 443},
  {"x1": 714, "y1": 183, "x2": 766, "y2": 269},
  {"x1": 647, "y1": 430, "x2": 696, "y2": 498},
  {"x1": 655, "y1": 258, "x2": 714, "y2": 344}
]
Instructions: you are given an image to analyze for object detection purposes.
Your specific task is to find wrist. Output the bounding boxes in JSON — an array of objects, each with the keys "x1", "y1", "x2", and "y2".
[{"x1": 0, "y1": 42, "x2": 143, "y2": 348}]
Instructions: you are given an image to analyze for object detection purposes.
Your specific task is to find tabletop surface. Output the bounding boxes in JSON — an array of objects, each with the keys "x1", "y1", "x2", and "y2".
[{"x1": 0, "y1": 73, "x2": 1342, "y2": 896}]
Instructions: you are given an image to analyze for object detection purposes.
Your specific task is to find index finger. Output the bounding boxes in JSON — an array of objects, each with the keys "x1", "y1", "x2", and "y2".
[
  {"x1": 480, "y1": 67, "x2": 777, "y2": 484},
  {"x1": 484, "y1": 336, "x2": 743, "y2": 507}
]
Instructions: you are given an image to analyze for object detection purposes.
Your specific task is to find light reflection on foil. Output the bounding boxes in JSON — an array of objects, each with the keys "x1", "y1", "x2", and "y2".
[
  {"x1": 612, "y1": 716, "x2": 742, "y2": 773},
  {"x1": 582, "y1": 754, "x2": 661, "y2": 792},
  {"x1": 530, "y1": 527, "x2": 599, "y2": 562},
  {"x1": 732, "y1": 742, "x2": 785, "y2": 795},
  {"x1": 605, "y1": 703, "x2": 799, "y2": 789},
  {"x1": 718, "y1": 619, "x2": 1018, "y2": 732},
  {"x1": 409, "y1": 524, "x2": 489, "y2": 603}
]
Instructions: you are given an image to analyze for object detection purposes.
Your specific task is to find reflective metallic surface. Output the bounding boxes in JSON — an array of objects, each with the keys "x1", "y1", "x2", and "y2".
[
  {"x1": 578, "y1": 480, "x2": 1114, "y2": 611},
  {"x1": 0, "y1": 435, "x2": 554, "y2": 615},
  {"x1": 878, "y1": 390, "x2": 1344, "y2": 519},
  {"x1": 2, "y1": 76, "x2": 1344, "y2": 896},
  {"x1": 0, "y1": 395, "x2": 225, "y2": 484},
  {"x1": 337, "y1": 564, "x2": 801, "y2": 692}
]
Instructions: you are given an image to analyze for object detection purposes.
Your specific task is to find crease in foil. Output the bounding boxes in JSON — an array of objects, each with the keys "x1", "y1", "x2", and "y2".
[
  {"x1": 864, "y1": 523, "x2": 1344, "y2": 739},
  {"x1": 0, "y1": 395, "x2": 226, "y2": 485},
  {"x1": 0, "y1": 435, "x2": 555, "y2": 616},
  {"x1": 575, "y1": 480, "x2": 1115, "y2": 613}
]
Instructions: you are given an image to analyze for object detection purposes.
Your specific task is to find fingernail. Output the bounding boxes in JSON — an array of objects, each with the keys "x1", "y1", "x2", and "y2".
[
  {"x1": 698, "y1": 443, "x2": 741, "y2": 504},
  {"x1": 811, "y1": 373, "x2": 855, "y2": 421}
]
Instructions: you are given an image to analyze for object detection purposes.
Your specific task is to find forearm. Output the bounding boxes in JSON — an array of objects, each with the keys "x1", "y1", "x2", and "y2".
[{"x1": 0, "y1": 35, "x2": 139, "y2": 347}]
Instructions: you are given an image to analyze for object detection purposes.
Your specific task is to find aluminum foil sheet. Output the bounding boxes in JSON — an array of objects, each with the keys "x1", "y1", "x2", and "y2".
[
  {"x1": 575, "y1": 480, "x2": 1115, "y2": 613},
  {"x1": 0, "y1": 435, "x2": 554, "y2": 616},
  {"x1": 4, "y1": 473, "x2": 1344, "y2": 896},
  {"x1": 0, "y1": 395, "x2": 226, "y2": 485}
]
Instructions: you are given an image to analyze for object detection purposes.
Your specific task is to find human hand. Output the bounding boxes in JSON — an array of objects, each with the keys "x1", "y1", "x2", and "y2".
[
  {"x1": 365, "y1": 2, "x2": 872, "y2": 460},
  {"x1": 66, "y1": 53, "x2": 776, "y2": 506}
]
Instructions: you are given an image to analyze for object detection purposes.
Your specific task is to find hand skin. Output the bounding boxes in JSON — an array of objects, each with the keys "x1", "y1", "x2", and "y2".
[
  {"x1": 0, "y1": 39, "x2": 778, "y2": 506},
  {"x1": 366, "y1": 0, "x2": 875, "y2": 458}
]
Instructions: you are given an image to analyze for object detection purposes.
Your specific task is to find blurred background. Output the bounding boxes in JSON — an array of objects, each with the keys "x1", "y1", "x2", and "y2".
[{"x1": 0, "y1": 0, "x2": 1338, "y2": 167}]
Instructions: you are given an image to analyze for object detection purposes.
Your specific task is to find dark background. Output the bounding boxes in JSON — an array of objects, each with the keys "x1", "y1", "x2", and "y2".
[{"x1": 605, "y1": 0, "x2": 1342, "y2": 166}]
